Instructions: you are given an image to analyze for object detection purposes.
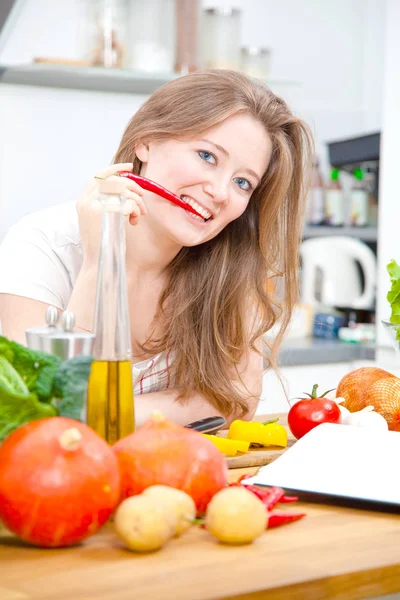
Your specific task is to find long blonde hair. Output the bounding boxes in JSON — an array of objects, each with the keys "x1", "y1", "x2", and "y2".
[{"x1": 114, "y1": 69, "x2": 313, "y2": 417}]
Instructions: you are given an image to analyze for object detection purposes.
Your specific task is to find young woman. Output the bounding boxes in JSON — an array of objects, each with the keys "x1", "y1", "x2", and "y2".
[{"x1": 0, "y1": 69, "x2": 313, "y2": 426}]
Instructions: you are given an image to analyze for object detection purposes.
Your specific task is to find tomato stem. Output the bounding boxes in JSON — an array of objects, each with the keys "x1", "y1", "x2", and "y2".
[{"x1": 302, "y1": 384, "x2": 337, "y2": 399}]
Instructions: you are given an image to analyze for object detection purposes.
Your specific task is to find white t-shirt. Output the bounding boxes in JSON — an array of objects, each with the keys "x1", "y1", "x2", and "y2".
[
  {"x1": 0, "y1": 202, "x2": 82, "y2": 309},
  {"x1": 0, "y1": 203, "x2": 173, "y2": 394}
]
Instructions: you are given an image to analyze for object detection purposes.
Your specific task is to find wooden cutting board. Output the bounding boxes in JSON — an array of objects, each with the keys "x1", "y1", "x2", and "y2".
[
  {"x1": 226, "y1": 438, "x2": 295, "y2": 469},
  {"x1": 218, "y1": 413, "x2": 296, "y2": 469}
]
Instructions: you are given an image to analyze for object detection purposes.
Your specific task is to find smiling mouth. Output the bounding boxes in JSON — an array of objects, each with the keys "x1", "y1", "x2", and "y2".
[{"x1": 180, "y1": 195, "x2": 213, "y2": 222}]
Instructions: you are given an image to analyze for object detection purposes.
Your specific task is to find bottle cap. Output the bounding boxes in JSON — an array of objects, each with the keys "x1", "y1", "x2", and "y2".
[
  {"x1": 331, "y1": 168, "x2": 340, "y2": 181},
  {"x1": 354, "y1": 168, "x2": 364, "y2": 180}
]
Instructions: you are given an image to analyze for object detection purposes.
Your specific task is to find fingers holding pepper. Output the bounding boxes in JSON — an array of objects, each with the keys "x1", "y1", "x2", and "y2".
[
  {"x1": 77, "y1": 163, "x2": 146, "y2": 265},
  {"x1": 95, "y1": 172, "x2": 147, "y2": 224}
]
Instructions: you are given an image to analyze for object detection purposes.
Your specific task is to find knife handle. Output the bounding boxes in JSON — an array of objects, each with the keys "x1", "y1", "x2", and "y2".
[{"x1": 185, "y1": 416, "x2": 227, "y2": 434}]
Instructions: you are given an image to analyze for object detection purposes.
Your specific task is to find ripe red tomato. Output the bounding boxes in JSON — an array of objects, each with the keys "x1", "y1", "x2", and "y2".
[
  {"x1": 288, "y1": 385, "x2": 341, "y2": 439},
  {"x1": 0, "y1": 417, "x2": 121, "y2": 548}
]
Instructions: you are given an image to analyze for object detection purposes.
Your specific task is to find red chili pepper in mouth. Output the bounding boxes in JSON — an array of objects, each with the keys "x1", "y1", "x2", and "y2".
[{"x1": 116, "y1": 171, "x2": 206, "y2": 220}]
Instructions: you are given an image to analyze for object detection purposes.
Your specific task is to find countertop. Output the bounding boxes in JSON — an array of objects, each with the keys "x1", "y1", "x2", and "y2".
[
  {"x1": 277, "y1": 337, "x2": 376, "y2": 366},
  {"x1": 2, "y1": 414, "x2": 400, "y2": 600}
]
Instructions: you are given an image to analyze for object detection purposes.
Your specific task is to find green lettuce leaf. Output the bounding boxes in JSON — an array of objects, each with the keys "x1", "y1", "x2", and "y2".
[
  {"x1": 0, "y1": 336, "x2": 93, "y2": 442},
  {"x1": 0, "y1": 355, "x2": 30, "y2": 397},
  {"x1": 0, "y1": 387, "x2": 57, "y2": 442},
  {"x1": 387, "y1": 260, "x2": 400, "y2": 341},
  {"x1": 0, "y1": 336, "x2": 61, "y2": 402}
]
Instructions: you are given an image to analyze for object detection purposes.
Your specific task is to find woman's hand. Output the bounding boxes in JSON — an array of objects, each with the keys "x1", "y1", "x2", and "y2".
[{"x1": 77, "y1": 163, "x2": 147, "y2": 267}]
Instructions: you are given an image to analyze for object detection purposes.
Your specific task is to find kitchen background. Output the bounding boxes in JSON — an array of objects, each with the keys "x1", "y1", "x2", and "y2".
[{"x1": 0, "y1": 0, "x2": 399, "y2": 412}]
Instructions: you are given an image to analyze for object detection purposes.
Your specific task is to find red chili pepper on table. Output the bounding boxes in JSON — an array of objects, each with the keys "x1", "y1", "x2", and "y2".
[
  {"x1": 116, "y1": 171, "x2": 205, "y2": 220},
  {"x1": 229, "y1": 482, "x2": 269, "y2": 502},
  {"x1": 280, "y1": 494, "x2": 299, "y2": 503},
  {"x1": 267, "y1": 511, "x2": 306, "y2": 528},
  {"x1": 258, "y1": 487, "x2": 286, "y2": 511}
]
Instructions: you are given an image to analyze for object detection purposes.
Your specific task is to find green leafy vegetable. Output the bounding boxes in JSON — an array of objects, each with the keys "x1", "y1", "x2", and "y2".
[
  {"x1": 0, "y1": 387, "x2": 57, "y2": 442},
  {"x1": 0, "y1": 337, "x2": 93, "y2": 442},
  {"x1": 387, "y1": 260, "x2": 400, "y2": 323},
  {"x1": 52, "y1": 355, "x2": 93, "y2": 420},
  {"x1": 0, "y1": 336, "x2": 61, "y2": 402},
  {"x1": 0, "y1": 355, "x2": 29, "y2": 397}
]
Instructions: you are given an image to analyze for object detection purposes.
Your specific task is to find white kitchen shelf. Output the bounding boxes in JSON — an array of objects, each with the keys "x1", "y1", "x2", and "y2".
[
  {"x1": 0, "y1": 63, "x2": 299, "y2": 95},
  {"x1": 302, "y1": 226, "x2": 377, "y2": 243}
]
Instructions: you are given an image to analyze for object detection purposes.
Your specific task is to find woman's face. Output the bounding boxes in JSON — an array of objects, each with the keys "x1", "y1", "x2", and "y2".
[{"x1": 135, "y1": 113, "x2": 272, "y2": 247}]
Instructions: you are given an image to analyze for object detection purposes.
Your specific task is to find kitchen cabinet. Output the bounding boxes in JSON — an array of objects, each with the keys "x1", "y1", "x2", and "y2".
[
  {"x1": 258, "y1": 336, "x2": 376, "y2": 415},
  {"x1": 302, "y1": 225, "x2": 377, "y2": 243},
  {"x1": 257, "y1": 361, "x2": 352, "y2": 415},
  {"x1": 258, "y1": 344, "x2": 400, "y2": 416}
]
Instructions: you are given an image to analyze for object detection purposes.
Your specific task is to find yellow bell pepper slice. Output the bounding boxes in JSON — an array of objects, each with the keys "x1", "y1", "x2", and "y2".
[
  {"x1": 202, "y1": 434, "x2": 250, "y2": 456},
  {"x1": 228, "y1": 419, "x2": 288, "y2": 448}
]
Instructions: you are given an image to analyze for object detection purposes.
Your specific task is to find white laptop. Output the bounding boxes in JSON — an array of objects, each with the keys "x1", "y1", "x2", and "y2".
[{"x1": 244, "y1": 423, "x2": 400, "y2": 510}]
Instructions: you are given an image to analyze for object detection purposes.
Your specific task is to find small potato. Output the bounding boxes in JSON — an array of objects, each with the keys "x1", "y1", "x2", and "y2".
[
  {"x1": 206, "y1": 486, "x2": 267, "y2": 545},
  {"x1": 114, "y1": 495, "x2": 177, "y2": 552},
  {"x1": 143, "y1": 485, "x2": 196, "y2": 536}
]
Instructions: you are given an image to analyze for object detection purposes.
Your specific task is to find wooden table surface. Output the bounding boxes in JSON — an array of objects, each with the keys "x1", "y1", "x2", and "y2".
[{"x1": 1, "y1": 416, "x2": 400, "y2": 600}]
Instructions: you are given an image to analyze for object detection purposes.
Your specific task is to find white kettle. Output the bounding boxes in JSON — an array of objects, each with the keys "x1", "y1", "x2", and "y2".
[{"x1": 300, "y1": 236, "x2": 377, "y2": 309}]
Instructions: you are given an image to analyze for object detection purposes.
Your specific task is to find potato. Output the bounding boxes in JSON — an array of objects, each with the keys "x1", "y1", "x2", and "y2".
[
  {"x1": 205, "y1": 486, "x2": 267, "y2": 544},
  {"x1": 114, "y1": 495, "x2": 177, "y2": 552},
  {"x1": 143, "y1": 485, "x2": 196, "y2": 535}
]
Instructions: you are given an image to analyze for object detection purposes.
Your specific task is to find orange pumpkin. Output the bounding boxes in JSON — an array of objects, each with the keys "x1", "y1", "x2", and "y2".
[
  {"x1": 0, "y1": 417, "x2": 121, "y2": 547},
  {"x1": 361, "y1": 377, "x2": 400, "y2": 431},
  {"x1": 337, "y1": 367, "x2": 395, "y2": 412},
  {"x1": 113, "y1": 412, "x2": 228, "y2": 515}
]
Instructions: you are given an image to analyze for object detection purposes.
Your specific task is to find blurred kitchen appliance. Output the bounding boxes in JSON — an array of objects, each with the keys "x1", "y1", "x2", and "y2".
[
  {"x1": 327, "y1": 132, "x2": 380, "y2": 205},
  {"x1": 300, "y1": 236, "x2": 377, "y2": 310}
]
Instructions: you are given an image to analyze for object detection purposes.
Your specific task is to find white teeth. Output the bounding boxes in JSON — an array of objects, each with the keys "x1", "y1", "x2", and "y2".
[
  {"x1": 186, "y1": 212, "x2": 205, "y2": 222},
  {"x1": 181, "y1": 196, "x2": 212, "y2": 220}
]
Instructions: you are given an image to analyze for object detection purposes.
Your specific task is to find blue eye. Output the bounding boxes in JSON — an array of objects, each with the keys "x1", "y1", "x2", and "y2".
[
  {"x1": 198, "y1": 150, "x2": 217, "y2": 164},
  {"x1": 234, "y1": 177, "x2": 252, "y2": 192}
]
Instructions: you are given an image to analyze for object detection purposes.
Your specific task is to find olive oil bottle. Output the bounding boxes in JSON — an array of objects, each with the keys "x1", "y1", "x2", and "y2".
[{"x1": 87, "y1": 191, "x2": 135, "y2": 443}]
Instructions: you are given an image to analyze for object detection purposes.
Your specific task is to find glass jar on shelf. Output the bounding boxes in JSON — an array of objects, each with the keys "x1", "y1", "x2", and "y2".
[
  {"x1": 201, "y1": 7, "x2": 241, "y2": 70},
  {"x1": 126, "y1": 0, "x2": 175, "y2": 72},
  {"x1": 87, "y1": 0, "x2": 128, "y2": 68},
  {"x1": 240, "y1": 46, "x2": 271, "y2": 80}
]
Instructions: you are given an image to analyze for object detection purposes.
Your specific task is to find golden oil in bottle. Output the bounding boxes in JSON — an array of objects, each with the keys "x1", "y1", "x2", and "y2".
[
  {"x1": 87, "y1": 359, "x2": 134, "y2": 444},
  {"x1": 88, "y1": 191, "x2": 135, "y2": 443}
]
